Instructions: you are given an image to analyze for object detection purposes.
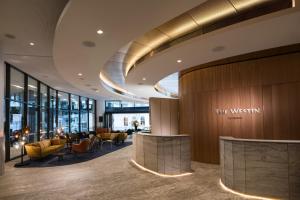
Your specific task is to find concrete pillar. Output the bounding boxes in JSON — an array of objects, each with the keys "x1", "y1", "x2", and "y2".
[
  {"x1": 0, "y1": 44, "x2": 5, "y2": 175},
  {"x1": 96, "y1": 98, "x2": 105, "y2": 128}
]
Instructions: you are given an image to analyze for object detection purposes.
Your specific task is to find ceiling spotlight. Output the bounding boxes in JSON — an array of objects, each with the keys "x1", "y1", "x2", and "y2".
[
  {"x1": 177, "y1": 59, "x2": 182, "y2": 63},
  {"x1": 78, "y1": 73, "x2": 83, "y2": 76},
  {"x1": 29, "y1": 42, "x2": 35, "y2": 46},
  {"x1": 97, "y1": 29, "x2": 104, "y2": 35},
  {"x1": 142, "y1": 77, "x2": 146, "y2": 81}
]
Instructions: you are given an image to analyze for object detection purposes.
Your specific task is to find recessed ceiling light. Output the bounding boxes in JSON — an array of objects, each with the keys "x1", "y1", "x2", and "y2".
[
  {"x1": 142, "y1": 77, "x2": 146, "y2": 81},
  {"x1": 29, "y1": 42, "x2": 35, "y2": 46},
  {"x1": 82, "y1": 41, "x2": 96, "y2": 47},
  {"x1": 177, "y1": 59, "x2": 182, "y2": 63},
  {"x1": 4, "y1": 33, "x2": 16, "y2": 39},
  {"x1": 97, "y1": 29, "x2": 104, "y2": 35},
  {"x1": 78, "y1": 73, "x2": 83, "y2": 76}
]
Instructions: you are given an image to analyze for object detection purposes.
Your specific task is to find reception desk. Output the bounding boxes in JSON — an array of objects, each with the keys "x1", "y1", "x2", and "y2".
[
  {"x1": 132, "y1": 133, "x2": 191, "y2": 176},
  {"x1": 220, "y1": 136, "x2": 300, "y2": 200}
]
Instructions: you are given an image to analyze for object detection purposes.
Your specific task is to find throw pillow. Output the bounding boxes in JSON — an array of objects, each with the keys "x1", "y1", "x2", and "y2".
[{"x1": 51, "y1": 139, "x2": 60, "y2": 145}]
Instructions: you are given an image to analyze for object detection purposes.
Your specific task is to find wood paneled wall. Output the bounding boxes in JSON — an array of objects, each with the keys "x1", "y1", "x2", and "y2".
[
  {"x1": 179, "y1": 51, "x2": 300, "y2": 164},
  {"x1": 150, "y1": 98, "x2": 179, "y2": 136}
]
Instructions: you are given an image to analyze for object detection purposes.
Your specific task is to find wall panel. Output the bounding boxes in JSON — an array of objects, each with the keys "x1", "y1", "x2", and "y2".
[
  {"x1": 179, "y1": 51, "x2": 300, "y2": 164},
  {"x1": 150, "y1": 98, "x2": 179, "y2": 136}
]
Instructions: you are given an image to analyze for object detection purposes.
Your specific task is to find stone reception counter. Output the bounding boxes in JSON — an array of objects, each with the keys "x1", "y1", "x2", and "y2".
[
  {"x1": 220, "y1": 136, "x2": 300, "y2": 200},
  {"x1": 132, "y1": 133, "x2": 191, "y2": 176}
]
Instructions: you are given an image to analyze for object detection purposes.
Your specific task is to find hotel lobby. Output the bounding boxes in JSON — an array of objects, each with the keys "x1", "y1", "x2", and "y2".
[{"x1": 0, "y1": 0, "x2": 300, "y2": 199}]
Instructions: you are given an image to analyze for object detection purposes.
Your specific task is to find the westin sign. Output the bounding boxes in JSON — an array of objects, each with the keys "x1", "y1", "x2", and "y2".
[{"x1": 216, "y1": 108, "x2": 261, "y2": 115}]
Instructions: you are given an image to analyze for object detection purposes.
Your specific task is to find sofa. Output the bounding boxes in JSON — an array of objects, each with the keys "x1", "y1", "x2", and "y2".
[
  {"x1": 97, "y1": 132, "x2": 119, "y2": 141},
  {"x1": 25, "y1": 139, "x2": 66, "y2": 159}
]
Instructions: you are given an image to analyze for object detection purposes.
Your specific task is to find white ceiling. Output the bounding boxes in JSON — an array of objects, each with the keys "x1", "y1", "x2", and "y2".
[
  {"x1": 1, "y1": 0, "x2": 300, "y2": 102},
  {"x1": 0, "y1": 0, "x2": 84, "y2": 95},
  {"x1": 53, "y1": 0, "x2": 203, "y2": 101}
]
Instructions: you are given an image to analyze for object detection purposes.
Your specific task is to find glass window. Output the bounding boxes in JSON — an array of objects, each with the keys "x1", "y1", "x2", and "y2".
[
  {"x1": 58, "y1": 110, "x2": 69, "y2": 133},
  {"x1": 58, "y1": 92, "x2": 69, "y2": 133},
  {"x1": 106, "y1": 100, "x2": 120, "y2": 108},
  {"x1": 27, "y1": 104, "x2": 38, "y2": 143},
  {"x1": 10, "y1": 68, "x2": 24, "y2": 102},
  {"x1": 134, "y1": 102, "x2": 149, "y2": 107},
  {"x1": 40, "y1": 109, "x2": 48, "y2": 140},
  {"x1": 80, "y1": 97, "x2": 88, "y2": 132},
  {"x1": 58, "y1": 92, "x2": 69, "y2": 110},
  {"x1": 40, "y1": 84, "x2": 48, "y2": 139},
  {"x1": 121, "y1": 101, "x2": 134, "y2": 108},
  {"x1": 27, "y1": 77, "x2": 38, "y2": 143},
  {"x1": 49, "y1": 89, "x2": 56, "y2": 136},
  {"x1": 40, "y1": 84, "x2": 48, "y2": 108},
  {"x1": 112, "y1": 113, "x2": 150, "y2": 131},
  {"x1": 89, "y1": 99, "x2": 95, "y2": 131},
  {"x1": 71, "y1": 95, "x2": 79, "y2": 133},
  {"x1": 27, "y1": 77, "x2": 38, "y2": 106},
  {"x1": 9, "y1": 100, "x2": 23, "y2": 158}
]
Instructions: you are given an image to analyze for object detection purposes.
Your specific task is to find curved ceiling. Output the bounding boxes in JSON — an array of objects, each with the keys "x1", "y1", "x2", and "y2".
[
  {"x1": 53, "y1": 0, "x2": 203, "y2": 101},
  {"x1": 53, "y1": 0, "x2": 300, "y2": 101},
  {"x1": 4, "y1": 1, "x2": 298, "y2": 102},
  {"x1": 126, "y1": 5, "x2": 300, "y2": 99}
]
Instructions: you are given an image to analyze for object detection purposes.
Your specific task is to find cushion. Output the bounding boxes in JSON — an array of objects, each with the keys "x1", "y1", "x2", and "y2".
[
  {"x1": 51, "y1": 139, "x2": 60, "y2": 145},
  {"x1": 39, "y1": 140, "x2": 51, "y2": 149}
]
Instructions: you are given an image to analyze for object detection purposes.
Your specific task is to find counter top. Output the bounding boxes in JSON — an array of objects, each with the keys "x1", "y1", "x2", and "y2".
[{"x1": 220, "y1": 136, "x2": 300, "y2": 143}]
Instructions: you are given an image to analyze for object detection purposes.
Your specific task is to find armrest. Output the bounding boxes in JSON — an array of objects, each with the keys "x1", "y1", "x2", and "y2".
[{"x1": 25, "y1": 144, "x2": 41, "y2": 158}]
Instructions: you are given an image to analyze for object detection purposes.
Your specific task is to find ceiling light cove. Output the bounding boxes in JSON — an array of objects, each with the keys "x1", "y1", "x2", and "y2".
[
  {"x1": 28, "y1": 84, "x2": 37, "y2": 89},
  {"x1": 29, "y1": 42, "x2": 35, "y2": 46},
  {"x1": 97, "y1": 29, "x2": 104, "y2": 35},
  {"x1": 78, "y1": 73, "x2": 83, "y2": 76},
  {"x1": 177, "y1": 59, "x2": 182, "y2": 63}
]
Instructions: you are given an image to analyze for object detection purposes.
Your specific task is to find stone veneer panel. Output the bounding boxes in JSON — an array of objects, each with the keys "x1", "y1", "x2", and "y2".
[
  {"x1": 220, "y1": 137, "x2": 300, "y2": 200},
  {"x1": 288, "y1": 144, "x2": 300, "y2": 200},
  {"x1": 133, "y1": 134, "x2": 191, "y2": 175}
]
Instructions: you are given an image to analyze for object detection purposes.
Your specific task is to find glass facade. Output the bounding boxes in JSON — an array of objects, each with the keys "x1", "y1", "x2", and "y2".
[
  {"x1": 40, "y1": 84, "x2": 48, "y2": 139},
  {"x1": 27, "y1": 77, "x2": 38, "y2": 143},
  {"x1": 49, "y1": 88, "x2": 56, "y2": 137},
  {"x1": 89, "y1": 99, "x2": 95, "y2": 131},
  {"x1": 58, "y1": 92, "x2": 69, "y2": 133},
  {"x1": 80, "y1": 97, "x2": 88, "y2": 132},
  {"x1": 71, "y1": 95, "x2": 79, "y2": 133},
  {"x1": 5, "y1": 64, "x2": 97, "y2": 160}
]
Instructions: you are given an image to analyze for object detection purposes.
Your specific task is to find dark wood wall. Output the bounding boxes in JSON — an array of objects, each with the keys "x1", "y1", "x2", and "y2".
[{"x1": 179, "y1": 50, "x2": 300, "y2": 164}]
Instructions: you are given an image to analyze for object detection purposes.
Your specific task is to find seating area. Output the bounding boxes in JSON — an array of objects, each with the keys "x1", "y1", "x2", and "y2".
[{"x1": 24, "y1": 130, "x2": 128, "y2": 161}]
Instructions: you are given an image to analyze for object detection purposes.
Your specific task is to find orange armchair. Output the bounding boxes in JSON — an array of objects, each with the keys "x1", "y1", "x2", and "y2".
[{"x1": 72, "y1": 139, "x2": 90, "y2": 153}]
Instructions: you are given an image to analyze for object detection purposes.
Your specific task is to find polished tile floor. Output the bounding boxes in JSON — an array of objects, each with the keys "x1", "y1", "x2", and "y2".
[{"x1": 0, "y1": 145, "x2": 247, "y2": 200}]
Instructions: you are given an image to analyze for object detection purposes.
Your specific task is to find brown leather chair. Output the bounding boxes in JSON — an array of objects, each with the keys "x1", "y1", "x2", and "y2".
[{"x1": 72, "y1": 139, "x2": 90, "y2": 154}]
